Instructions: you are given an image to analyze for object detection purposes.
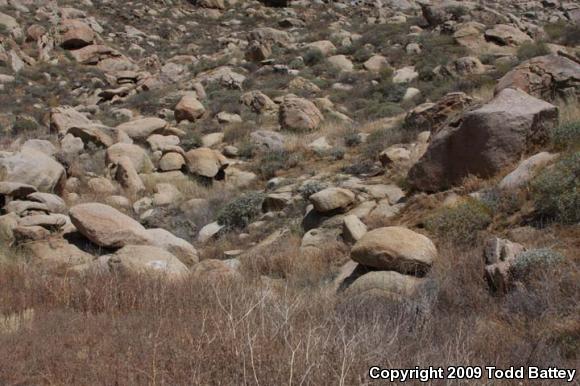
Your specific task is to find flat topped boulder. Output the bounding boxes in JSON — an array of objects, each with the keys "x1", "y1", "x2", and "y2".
[
  {"x1": 116, "y1": 117, "x2": 168, "y2": 141},
  {"x1": 309, "y1": 187, "x2": 355, "y2": 213},
  {"x1": 408, "y1": 88, "x2": 559, "y2": 192},
  {"x1": 108, "y1": 245, "x2": 189, "y2": 277},
  {"x1": 184, "y1": 147, "x2": 229, "y2": 179},
  {"x1": 69, "y1": 203, "x2": 148, "y2": 248},
  {"x1": 351, "y1": 227, "x2": 437, "y2": 276},
  {"x1": 342, "y1": 270, "x2": 423, "y2": 302}
]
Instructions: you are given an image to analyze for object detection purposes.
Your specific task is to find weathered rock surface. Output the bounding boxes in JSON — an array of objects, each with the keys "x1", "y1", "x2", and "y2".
[
  {"x1": 409, "y1": 88, "x2": 559, "y2": 192},
  {"x1": 351, "y1": 227, "x2": 437, "y2": 276}
]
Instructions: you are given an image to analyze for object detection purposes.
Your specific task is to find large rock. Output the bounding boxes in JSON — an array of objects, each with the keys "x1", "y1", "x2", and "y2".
[
  {"x1": 495, "y1": 54, "x2": 580, "y2": 102},
  {"x1": 142, "y1": 228, "x2": 199, "y2": 267},
  {"x1": 484, "y1": 24, "x2": 532, "y2": 46},
  {"x1": 175, "y1": 93, "x2": 205, "y2": 122},
  {"x1": 351, "y1": 227, "x2": 437, "y2": 276},
  {"x1": 116, "y1": 118, "x2": 168, "y2": 141},
  {"x1": 309, "y1": 187, "x2": 355, "y2": 213},
  {"x1": 108, "y1": 245, "x2": 189, "y2": 277},
  {"x1": 342, "y1": 270, "x2": 423, "y2": 302},
  {"x1": 69, "y1": 203, "x2": 149, "y2": 248},
  {"x1": 408, "y1": 88, "x2": 559, "y2": 192},
  {"x1": 405, "y1": 92, "x2": 474, "y2": 133},
  {"x1": 240, "y1": 91, "x2": 277, "y2": 114},
  {"x1": 0, "y1": 149, "x2": 65, "y2": 193},
  {"x1": 483, "y1": 237, "x2": 526, "y2": 293},
  {"x1": 498, "y1": 152, "x2": 558, "y2": 191},
  {"x1": 184, "y1": 147, "x2": 229, "y2": 179},
  {"x1": 59, "y1": 19, "x2": 95, "y2": 49},
  {"x1": 279, "y1": 97, "x2": 323, "y2": 131},
  {"x1": 106, "y1": 143, "x2": 154, "y2": 173}
]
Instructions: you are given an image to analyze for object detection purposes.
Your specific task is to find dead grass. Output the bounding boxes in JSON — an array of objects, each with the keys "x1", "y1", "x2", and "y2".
[{"x1": 0, "y1": 239, "x2": 577, "y2": 385}]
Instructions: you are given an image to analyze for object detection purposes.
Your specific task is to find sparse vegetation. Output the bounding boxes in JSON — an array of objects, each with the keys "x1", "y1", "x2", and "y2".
[
  {"x1": 425, "y1": 199, "x2": 492, "y2": 245},
  {"x1": 217, "y1": 191, "x2": 265, "y2": 230},
  {"x1": 531, "y1": 152, "x2": 580, "y2": 225}
]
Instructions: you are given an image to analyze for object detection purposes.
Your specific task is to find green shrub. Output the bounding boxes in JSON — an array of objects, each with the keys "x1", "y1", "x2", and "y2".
[
  {"x1": 341, "y1": 159, "x2": 380, "y2": 176},
  {"x1": 362, "y1": 125, "x2": 408, "y2": 160},
  {"x1": 551, "y1": 121, "x2": 580, "y2": 151},
  {"x1": 303, "y1": 49, "x2": 324, "y2": 66},
  {"x1": 298, "y1": 180, "x2": 327, "y2": 200},
  {"x1": 511, "y1": 248, "x2": 565, "y2": 280},
  {"x1": 531, "y1": 152, "x2": 579, "y2": 224},
  {"x1": 217, "y1": 192, "x2": 265, "y2": 230},
  {"x1": 344, "y1": 129, "x2": 362, "y2": 147},
  {"x1": 517, "y1": 42, "x2": 551, "y2": 62},
  {"x1": 180, "y1": 131, "x2": 202, "y2": 151},
  {"x1": 257, "y1": 150, "x2": 299, "y2": 180},
  {"x1": 425, "y1": 199, "x2": 492, "y2": 245},
  {"x1": 328, "y1": 147, "x2": 345, "y2": 160},
  {"x1": 11, "y1": 116, "x2": 39, "y2": 134}
]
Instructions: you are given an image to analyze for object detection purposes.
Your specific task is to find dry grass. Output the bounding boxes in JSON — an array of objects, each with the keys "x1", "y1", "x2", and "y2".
[{"x1": 0, "y1": 239, "x2": 577, "y2": 385}]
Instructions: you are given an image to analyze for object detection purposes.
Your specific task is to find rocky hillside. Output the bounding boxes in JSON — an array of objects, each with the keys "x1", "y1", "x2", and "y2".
[{"x1": 0, "y1": 0, "x2": 579, "y2": 384}]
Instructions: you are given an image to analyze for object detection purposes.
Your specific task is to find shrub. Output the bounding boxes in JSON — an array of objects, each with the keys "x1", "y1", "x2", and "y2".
[
  {"x1": 11, "y1": 116, "x2": 38, "y2": 134},
  {"x1": 180, "y1": 131, "x2": 202, "y2": 151},
  {"x1": 362, "y1": 124, "x2": 408, "y2": 160},
  {"x1": 551, "y1": 121, "x2": 580, "y2": 151},
  {"x1": 303, "y1": 48, "x2": 324, "y2": 66},
  {"x1": 531, "y1": 152, "x2": 579, "y2": 224},
  {"x1": 256, "y1": 150, "x2": 299, "y2": 180},
  {"x1": 217, "y1": 191, "x2": 265, "y2": 230},
  {"x1": 341, "y1": 159, "x2": 380, "y2": 176},
  {"x1": 298, "y1": 180, "x2": 327, "y2": 199},
  {"x1": 344, "y1": 129, "x2": 362, "y2": 147},
  {"x1": 425, "y1": 199, "x2": 492, "y2": 245},
  {"x1": 511, "y1": 248, "x2": 565, "y2": 280},
  {"x1": 516, "y1": 42, "x2": 551, "y2": 62}
]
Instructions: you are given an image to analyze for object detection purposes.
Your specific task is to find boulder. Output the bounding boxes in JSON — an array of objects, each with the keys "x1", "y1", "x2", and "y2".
[
  {"x1": 175, "y1": 93, "x2": 205, "y2": 122},
  {"x1": 0, "y1": 149, "x2": 65, "y2": 193},
  {"x1": 498, "y1": 152, "x2": 558, "y2": 190},
  {"x1": 327, "y1": 55, "x2": 354, "y2": 72},
  {"x1": 108, "y1": 245, "x2": 189, "y2": 277},
  {"x1": 184, "y1": 148, "x2": 229, "y2": 179},
  {"x1": 116, "y1": 118, "x2": 168, "y2": 141},
  {"x1": 342, "y1": 215, "x2": 367, "y2": 243},
  {"x1": 196, "y1": 0, "x2": 225, "y2": 9},
  {"x1": 240, "y1": 91, "x2": 277, "y2": 114},
  {"x1": 309, "y1": 187, "x2": 355, "y2": 213},
  {"x1": 190, "y1": 259, "x2": 241, "y2": 281},
  {"x1": 250, "y1": 130, "x2": 285, "y2": 151},
  {"x1": 279, "y1": 97, "x2": 323, "y2": 131},
  {"x1": 408, "y1": 88, "x2": 559, "y2": 192},
  {"x1": 142, "y1": 228, "x2": 199, "y2": 267},
  {"x1": 483, "y1": 237, "x2": 526, "y2": 293},
  {"x1": 351, "y1": 227, "x2": 437, "y2": 276},
  {"x1": 69, "y1": 203, "x2": 149, "y2": 248},
  {"x1": 159, "y1": 152, "x2": 186, "y2": 171},
  {"x1": 0, "y1": 182, "x2": 36, "y2": 199},
  {"x1": 495, "y1": 54, "x2": 580, "y2": 102},
  {"x1": 106, "y1": 143, "x2": 154, "y2": 173},
  {"x1": 59, "y1": 19, "x2": 94, "y2": 49},
  {"x1": 113, "y1": 156, "x2": 146, "y2": 194},
  {"x1": 404, "y1": 92, "x2": 474, "y2": 133},
  {"x1": 484, "y1": 24, "x2": 532, "y2": 46},
  {"x1": 27, "y1": 192, "x2": 66, "y2": 214},
  {"x1": 342, "y1": 270, "x2": 423, "y2": 302},
  {"x1": 304, "y1": 40, "x2": 336, "y2": 56},
  {"x1": 363, "y1": 55, "x2": 390, "y2": 72},
  {"x1": 24, "y1": 239, "x2": 93, "y2": 267}
]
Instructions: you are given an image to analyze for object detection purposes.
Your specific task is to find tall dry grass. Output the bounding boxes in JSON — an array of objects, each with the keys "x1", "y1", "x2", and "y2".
[{"x1": 0, "y1": 240, "x2": 577, "y2": 385}]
